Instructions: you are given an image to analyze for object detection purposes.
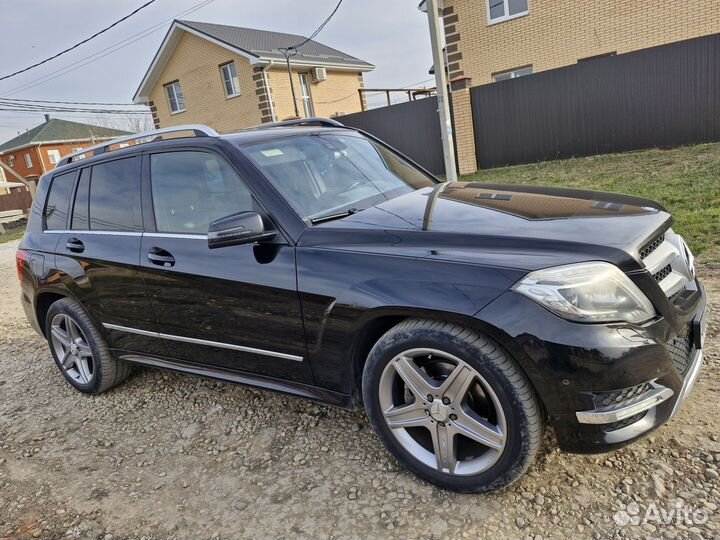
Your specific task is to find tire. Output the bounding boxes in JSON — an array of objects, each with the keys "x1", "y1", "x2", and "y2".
[
  {"x1": 44, "y1": 298, "x2": 131, "y2": 394},
  {"x1": 362, "y1": 318, "x2": 543, "y2": 493}
]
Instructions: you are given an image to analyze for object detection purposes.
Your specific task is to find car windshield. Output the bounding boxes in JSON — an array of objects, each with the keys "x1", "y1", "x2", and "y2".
[{"x1": 242, "y1": 132, "x2": 436, "y2": 221}]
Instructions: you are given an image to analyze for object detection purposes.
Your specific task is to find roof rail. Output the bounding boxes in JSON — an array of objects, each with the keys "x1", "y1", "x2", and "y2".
[
  {"x1": 251, "y1": 117, "x2": 346, "y2": 130},
  {"x1": 58, "y1": 124, "x2": 219, "y2": 166}
]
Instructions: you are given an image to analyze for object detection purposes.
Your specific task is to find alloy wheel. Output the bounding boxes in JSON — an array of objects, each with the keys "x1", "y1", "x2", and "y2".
[
  {"x1": 50, "y1": 313, "x2": 94, "y2": 385},
  {"x1": 378, "y1": 348, "x2": 507, "y2": 476}
]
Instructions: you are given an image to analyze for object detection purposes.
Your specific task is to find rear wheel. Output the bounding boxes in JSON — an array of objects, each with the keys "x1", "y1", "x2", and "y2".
[
  {"x1": 362, "y1": 319, "x2": 543, "y2": 492},
  {"x1": 45, "y1": 298, "x2": 131, "y2": 394}
]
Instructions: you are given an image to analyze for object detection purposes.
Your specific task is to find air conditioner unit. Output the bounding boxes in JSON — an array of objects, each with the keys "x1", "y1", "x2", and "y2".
[{"x1": 311, "y1": 67, "x2": 327, "y2": 82}]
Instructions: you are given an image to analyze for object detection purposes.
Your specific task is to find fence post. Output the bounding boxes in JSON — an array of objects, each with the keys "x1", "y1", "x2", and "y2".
[{"x1": 450, "y1": 77, "x2": 478, "y2": 175}]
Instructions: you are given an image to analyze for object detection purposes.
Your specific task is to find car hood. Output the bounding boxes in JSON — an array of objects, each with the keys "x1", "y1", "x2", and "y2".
[{"x1": 304, "y1": 182, "x2": 672, "y2": 272}]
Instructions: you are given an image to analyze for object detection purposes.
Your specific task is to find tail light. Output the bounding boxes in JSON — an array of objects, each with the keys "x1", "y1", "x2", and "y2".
[{"x1": 15, "y1": 249, "x2": 28, "y2": 282}]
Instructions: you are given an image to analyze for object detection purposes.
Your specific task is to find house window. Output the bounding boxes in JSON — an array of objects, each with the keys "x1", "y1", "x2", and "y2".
[
  {"x1": 219, "y1": 61, "x2": 241, "y2": 97},
  {"x1": 164, "y1": 81, "x2": 186, "y2": 114},
  {"x1": 298, "y1": 73, "x2": 315, "y2": 118},
  {"x1": 47, "y1": 149, "x2": 61, "y2": 164},
  {"x1": 8, "y1": 155, "x2": 15, "y2": 168},
  {"x1": 24, "y1": 153, "x2": 33, "y2": 168},
  {"x1": 487, "y1": 0, "x2": 528, "y2": 24},
  {"x1": 493, "y1": 66, "x2": 533, "y2": 82}
]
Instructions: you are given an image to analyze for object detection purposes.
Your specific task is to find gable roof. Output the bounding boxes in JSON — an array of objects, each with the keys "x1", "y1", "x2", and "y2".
[
  {"x1": 0, "y1": 118, "x2": 130, "y2": 154},
  {"x1": 133, "y1": 20, "x2": 374, "y2": 103}
]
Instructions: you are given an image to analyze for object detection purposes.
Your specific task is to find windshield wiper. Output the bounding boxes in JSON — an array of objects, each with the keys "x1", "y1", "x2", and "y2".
[{"x1": 310, "y1": 207, "x2": 360, "y2": 224}]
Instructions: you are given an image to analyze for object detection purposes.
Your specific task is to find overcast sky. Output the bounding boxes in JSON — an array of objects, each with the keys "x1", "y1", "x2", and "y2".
[{"x1": 0, "y1": 0, "x2": 433, "y2": 142}]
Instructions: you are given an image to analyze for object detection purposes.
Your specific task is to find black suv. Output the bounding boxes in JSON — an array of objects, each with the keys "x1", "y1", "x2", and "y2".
[{"x1": 17, "y1": 120, "x2": 707, "y2": 492}]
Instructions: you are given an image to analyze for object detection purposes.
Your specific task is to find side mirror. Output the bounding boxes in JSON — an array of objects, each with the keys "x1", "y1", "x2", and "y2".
[{"x1": 208, "y1": 211, "x2": 276, "y2": 249}]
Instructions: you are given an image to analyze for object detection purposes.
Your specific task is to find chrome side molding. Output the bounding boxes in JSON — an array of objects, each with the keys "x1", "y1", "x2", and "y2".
[{"x1": 103, "y1": 323, "x2": 303, "y2": 362}]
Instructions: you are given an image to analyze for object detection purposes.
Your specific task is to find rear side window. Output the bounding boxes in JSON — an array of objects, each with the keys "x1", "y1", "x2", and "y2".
[
  {"x1": 150, "y1": 151, "x2": 253, "y2": 234},
  {"x1": 44, "y1": 171, "x2": 76, "y2": 230},
  {"x1": 71, "y1": 168, "x2": 90, "y2": 230},
  {"x1": 88, "y1": 157, "x2": 141, "y2": 231}
]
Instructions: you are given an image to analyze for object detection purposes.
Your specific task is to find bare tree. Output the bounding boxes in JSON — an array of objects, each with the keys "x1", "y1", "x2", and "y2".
[{"x1": 90, "y1": 113, "x2": 154, "y2": 133}]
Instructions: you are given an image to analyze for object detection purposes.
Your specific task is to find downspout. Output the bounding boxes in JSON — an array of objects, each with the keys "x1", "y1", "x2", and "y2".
[
  {"x1": 37, "y1": 144, "x2": 47, "y2": 175},
  {"x1": 261, "y1": 60, "x2": 278, "y2": 122}
]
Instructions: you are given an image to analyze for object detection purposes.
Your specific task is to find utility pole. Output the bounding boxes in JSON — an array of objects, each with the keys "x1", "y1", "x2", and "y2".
[
  {"x1": 279, "y1": 47, "x2": 300, "y2": 118},
  {"x1": 425, "y1": 0, "x2": 457, "y2": 182}
]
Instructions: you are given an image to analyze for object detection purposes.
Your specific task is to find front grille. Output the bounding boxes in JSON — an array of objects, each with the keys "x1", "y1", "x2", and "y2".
[
  {"x1": 665, "y1": 332, "x2": 694, "y2": 376},
  {"x1": 640, "y1": 234, "x2": 665, "y2": 260},
  {"x1": 653, "y1": 264, "x2": 673, "y2": 282},
  {"x1": 605, "y1": 412, "x2": 646, "y2": 432},
  {"x1": 593, "y1": 382, "x2": 653, "y2": 409},
  {"x1": 639, "y1": 229, "x2": 693, "y2": 299}
]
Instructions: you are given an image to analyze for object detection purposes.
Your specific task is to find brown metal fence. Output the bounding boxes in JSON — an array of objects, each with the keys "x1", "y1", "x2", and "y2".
[{"x1": 471, "y1": 33, "x2": 720, "y2": 169}]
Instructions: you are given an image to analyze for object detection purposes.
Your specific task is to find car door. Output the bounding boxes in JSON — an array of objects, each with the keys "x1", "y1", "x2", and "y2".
[
  {"x1": 53, "y1": 156, "x2": 163, "y2": 355},
  {"x1": 139, "y1": 148, "x2": 313, "y2": 384}
]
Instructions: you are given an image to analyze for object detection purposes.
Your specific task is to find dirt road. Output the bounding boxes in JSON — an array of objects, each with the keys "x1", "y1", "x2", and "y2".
[{"x1": 1, "y1": 238, "x2": 718, "y2": 539}]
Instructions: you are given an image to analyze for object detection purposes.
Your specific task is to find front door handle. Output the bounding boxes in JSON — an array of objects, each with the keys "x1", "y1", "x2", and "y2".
[
  {"x1": 147, "y1": 247, "x2": 175, "y2": 267},
  {"x1": 66, "y1": 238, "x2": 85, "y2": 253}
]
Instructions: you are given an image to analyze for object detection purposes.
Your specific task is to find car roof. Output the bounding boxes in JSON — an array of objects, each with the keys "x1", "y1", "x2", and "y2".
[
  {"x1": 222, "y1": 126, "x2": 357, "y2": 146},
  {"x1": 48, "y1": 125, "x2": 360, "y2": 175}
]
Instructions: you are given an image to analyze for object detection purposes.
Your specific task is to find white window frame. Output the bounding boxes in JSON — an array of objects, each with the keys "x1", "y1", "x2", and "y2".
[
  {"x1": 24, "y1": 153, "x2": 33, "y2": 168},
  {"x1": 47, "y1": 149, "x2": 61, "y2": 164},
  {"x1": 493, "y1": 66, "x2": 533, "y2": 82},
  {"x1": 164, "y1": 81, "x2": 186, "y2": 114},
  {"x1": 219, "y1": 61, "x2": 241, "y2": 98},
  {"x1": 298, "y1": 73, "x2": 315, "y2": 118},
  {"x1": 487, "y1": 0, "x2": 529, "y2": 25}
]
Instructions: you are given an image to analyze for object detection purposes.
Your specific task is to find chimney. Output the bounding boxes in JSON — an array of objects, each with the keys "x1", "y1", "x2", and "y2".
[{"x1": 44, "y1": 114, "x2": 50, "y2": 122}]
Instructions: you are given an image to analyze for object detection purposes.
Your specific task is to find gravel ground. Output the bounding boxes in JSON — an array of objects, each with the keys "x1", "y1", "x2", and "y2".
[{"x1": 0, "y1": 238, "x2": 718, "y2": 540}]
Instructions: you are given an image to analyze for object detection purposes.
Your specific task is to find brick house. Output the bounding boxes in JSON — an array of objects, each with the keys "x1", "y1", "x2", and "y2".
[
  {"x1": 0, "y1": 117, "x2": 130, "y2": 185},
  {"x1": 419, "y1": 0, "x2": 720, "y2": 174},
  {"x1": 439, "y1": 0, "x2": 720, "y2": 84},
  {"x1": 133, "y1": 20, "x2": 375, "y2": 131}
]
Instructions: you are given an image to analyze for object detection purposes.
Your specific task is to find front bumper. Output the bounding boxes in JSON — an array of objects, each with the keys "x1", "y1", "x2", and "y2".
[{"x1": 475, "y1": 278, "x2": 707, "y2": 454}]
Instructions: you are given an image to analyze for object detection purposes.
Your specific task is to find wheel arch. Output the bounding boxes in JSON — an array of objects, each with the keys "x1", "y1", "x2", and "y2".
[
  {"x1": 35, "y1": 290, "x2": 69, "y2": 337},
  {"x1": 349, "y1": 307, "x2": 546, "y2": 412}
]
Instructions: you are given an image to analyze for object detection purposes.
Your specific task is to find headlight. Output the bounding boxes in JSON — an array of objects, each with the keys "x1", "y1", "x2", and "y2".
[{"x1": 512, "y1": 262, "x2": 656, "y2": 324}]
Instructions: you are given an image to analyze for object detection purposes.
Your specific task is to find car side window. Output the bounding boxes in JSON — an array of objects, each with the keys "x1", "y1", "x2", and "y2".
[
  {"x1": 150, "y1": 151, "x2": 254, "y2": 234},
  {"x1": 88, "y1": 157, "x2": 141, "y2": 231},
  {"x1": 44, "y1": 171, "x2": 76, "y2": 230},
  {"x1": 70, "y1": 168, "x2": 90, "y2": 230}
]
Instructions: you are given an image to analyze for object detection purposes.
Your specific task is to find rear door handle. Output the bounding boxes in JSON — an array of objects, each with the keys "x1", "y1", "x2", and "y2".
[
  {"x1": 147, "y1": 247, "x2": 175, "y2": 267},
  {"x1": 66, "y1": 238, "x2": 85, "y2": 253}
]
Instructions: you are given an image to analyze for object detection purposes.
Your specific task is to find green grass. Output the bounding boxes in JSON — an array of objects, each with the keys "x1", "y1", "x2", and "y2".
[
  {"x1": 461, "y1": 143, "x2": 720, "y2": 259},
  {"x1": 0, "y1": 226, "x2": 25, "y2": 244}
]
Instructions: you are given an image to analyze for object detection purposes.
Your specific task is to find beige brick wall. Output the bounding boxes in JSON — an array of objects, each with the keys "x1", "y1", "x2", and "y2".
[
  {"x1": 450, "y1": 88, "x2": 477, "y2": 175},
  {"x1": 445, "y1": 0, "x2": 720, "y2": 84},
  {"x1": 149, "y1": 32, "x2": 263, "y2": 132},
  {"x1": 267, "y1": 67, "x2": 365, "y2": 120}
]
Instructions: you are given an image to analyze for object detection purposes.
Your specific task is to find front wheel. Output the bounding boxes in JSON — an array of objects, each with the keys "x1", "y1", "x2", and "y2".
[{"x1": 362, "y1": 319, "x2": 543, "y2": 493}]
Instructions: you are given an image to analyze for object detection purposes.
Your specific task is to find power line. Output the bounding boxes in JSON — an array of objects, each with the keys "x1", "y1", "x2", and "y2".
[
  {"x1": 0, "y1": 108, "x2": 152, "y2": 115},
  {"x1": 288, "y1": 0, "x2": 343, "y2": 50},
  {"x1": 0, "y1": 97, "x2": 145, "y2": 106},
  {"x1": 0, "y1": 0, "x2": 160, "y2": 82},
  {"x1": 1, "y1": 0, "x2": 216, "y2": 97},
  {"x1": 0, "y1": 100, "x2": 147, "y2": 114}
]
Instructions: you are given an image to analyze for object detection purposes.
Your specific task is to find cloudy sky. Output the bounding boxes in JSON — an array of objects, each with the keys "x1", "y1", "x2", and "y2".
[{"x1": 0, "y1": 0, "x2": 433, "y2": 142}]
